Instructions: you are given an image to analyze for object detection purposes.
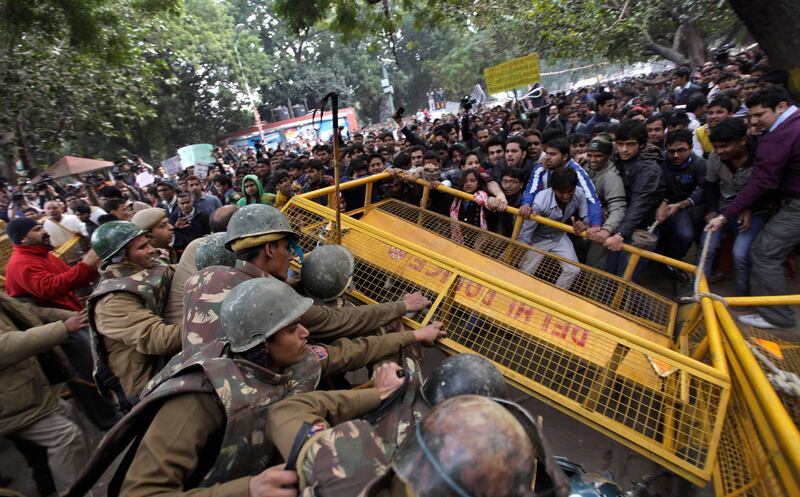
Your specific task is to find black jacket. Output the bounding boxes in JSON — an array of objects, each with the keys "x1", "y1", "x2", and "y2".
[
  {"x1": 660, "y1": 155, "x2": 707, "y2": 205},
  {"x1": 170, "y1": 211, "x2": 210, "y2": 252},
  {"x1": 614, "y1": 151, "x2": 665, "y2": 238}
]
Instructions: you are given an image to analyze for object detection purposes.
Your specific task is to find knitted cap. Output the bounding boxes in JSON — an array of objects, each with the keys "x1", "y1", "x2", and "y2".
[{"x1": 7, "y1": 217, "x2": 39, "y2": 244}]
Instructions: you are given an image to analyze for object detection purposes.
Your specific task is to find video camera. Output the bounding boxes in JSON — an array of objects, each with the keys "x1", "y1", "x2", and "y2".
[
  {"x1": 36, "y1": 174, "x2": 54, "y2": 191},
  {"x1": 461, "y1": 95, "x2": 476, "y2": 111}
]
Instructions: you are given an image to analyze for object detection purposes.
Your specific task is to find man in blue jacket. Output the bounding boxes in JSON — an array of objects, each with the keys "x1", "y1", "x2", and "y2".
[{"x1": 518, "y1": 136, "x2": 603, "y2": 242}]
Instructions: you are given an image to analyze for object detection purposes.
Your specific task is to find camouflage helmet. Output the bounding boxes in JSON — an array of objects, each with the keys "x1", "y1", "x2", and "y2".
[
  {"x1": 196, "y1": 233, "x2": 237, "y2": 270},
  {"x1": 91, "y1": 220, "x2": 147, "y2": 261},
  {"x1": 301, "y1": 245, "x2": 355, "y2": 301},
  {"x1": 224, "y1": 204, "x2": 297, "y2": 252},
  {"x1": 220, "y1": 277, "x2": 313, "y2": 352},
  {"x1": 421, "y1": 354, "x2": 506, "y2": 406},
  {"x1": 393, "y1": 395, "x2": 536, "y2": 497}
]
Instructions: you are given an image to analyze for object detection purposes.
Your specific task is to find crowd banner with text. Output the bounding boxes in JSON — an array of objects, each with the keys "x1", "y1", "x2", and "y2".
[{"x1": 484, "y1": 53, "x2": 542, "y2": 95}]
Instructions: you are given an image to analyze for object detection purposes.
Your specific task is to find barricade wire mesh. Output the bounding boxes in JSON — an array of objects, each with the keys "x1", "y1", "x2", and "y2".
[
  {"x1": 735, "y1": 326, "x2": 800, "y2": 424},
  {"x1": 374, "y1": 200, "x2": 676, "y2": 335},
  {"x1": 282, "y1": 197, "x2": 730, "y2": 484},
  {"x1": 714, "y1": 344, "x2": 792, "y2": 497}
]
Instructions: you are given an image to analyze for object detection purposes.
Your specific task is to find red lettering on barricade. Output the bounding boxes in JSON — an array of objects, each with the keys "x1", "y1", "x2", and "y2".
[
  {"x1": 407, "y1": 257, "x2": 426, "y2": 272},
  {"x1": 547, "y1": 319, "x2": 569, "y2": 339},
  {"x1": 462, "y1": 279, "x2": 481, "y2": 298},
  {"x1": 453, "y1": 277, "x2": 591, "y2": 350},
  {"x1": 571, "y1": 326, "x2": 589, "y2": 347},
  {"x1": 508, "y1": 300, "x2": 534, "y2": 323},
  {"x1": 424, "y1": 266, "x2": 452, "y2": 284},
  {"x1": 388, "y1": 247, "x2": 407, "y2": 260},
  {"x1": 481, "y1": 289, "x2": 496, "y2": 307}
]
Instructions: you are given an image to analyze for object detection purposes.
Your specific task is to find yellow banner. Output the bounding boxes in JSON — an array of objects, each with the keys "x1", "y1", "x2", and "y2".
[{"x1": 484, "y1": 53, "x2": 541, "y2": 94}]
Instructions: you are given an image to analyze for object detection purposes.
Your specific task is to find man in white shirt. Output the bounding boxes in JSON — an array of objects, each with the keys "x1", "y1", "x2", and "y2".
[
  {"x1": 43, "y1": 201, "x2": 89, "y2": 264},
  {"x1": 518, "y1": 167, "x2": 588, "y2": 289}
]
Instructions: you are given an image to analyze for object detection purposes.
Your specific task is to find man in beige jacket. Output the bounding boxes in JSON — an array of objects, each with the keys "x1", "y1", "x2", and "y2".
[
  {"x1": 86, "y1": 221, "x2": 180, "y2": 411},
  {"x1": 0, "y1": 292, "x2": 91, "y2": 494}
]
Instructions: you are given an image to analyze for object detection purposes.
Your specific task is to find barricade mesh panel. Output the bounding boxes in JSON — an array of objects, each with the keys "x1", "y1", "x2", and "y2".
[
  {"x1": 282, "y1": 197, "x2": 730, "y2": 484},
  {"x1": 715, "y1": 361, "x2": 790, "y2": 497},
  {"x1": 374, "y1": 200, "x2": 675, "y2": 334},
  {"x1": 735, "y1": 326, "x2": 800, "y2": 425}
]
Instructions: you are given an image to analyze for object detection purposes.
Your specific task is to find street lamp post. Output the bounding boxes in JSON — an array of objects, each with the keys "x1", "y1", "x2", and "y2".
[{"x1": 233, "y1": 24, "x2": 265, "y2": 144}]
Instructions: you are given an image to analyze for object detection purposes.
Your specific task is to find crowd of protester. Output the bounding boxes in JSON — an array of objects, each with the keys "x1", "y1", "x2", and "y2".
[
  {"x1": 2, "y1": 47, "x2": 798, "y2": 330},
  {"x1": 1, "y1": 44, "x2": 799, "y2": 496}
]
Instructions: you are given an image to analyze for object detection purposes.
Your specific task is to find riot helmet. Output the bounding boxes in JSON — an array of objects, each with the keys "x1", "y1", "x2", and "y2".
[
  {"x1": 224, "y1": 204, "x2": 297, "y2": 253},
  {"x1": 220, "y1": 277, "x2": 312, "y2": 352},
  {"x1": 91, "y1": 221, "x2": 146, "y2": 261},
  {"x1": 421, "y1": 353, "x2": 507, "y2": 406},
  {"x1": 393, "y1": 395, "x2": 536, "y2": 497},
  {"x1": 196, "y1": 233, "x2": 237, "y2": 270},
  {"x1": 301, "y1": 245, "x2": 355, "y2": 301}
]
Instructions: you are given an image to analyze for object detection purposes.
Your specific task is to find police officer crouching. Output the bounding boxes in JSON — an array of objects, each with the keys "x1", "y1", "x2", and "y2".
[{"x1": 67, "y1": 276, "x2": 446, "y2": 497}]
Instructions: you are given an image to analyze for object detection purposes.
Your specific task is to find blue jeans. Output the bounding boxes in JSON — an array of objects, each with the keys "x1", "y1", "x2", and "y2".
[
  {"x1": 605, "y1": 248, "x2": 648, "y2": 281},
  {"x1": 658, "y1": 208, "x2": 702, "y2": 261},
  {"x1": 698, "y1": 211, "x2": 767, "y2": 296}
]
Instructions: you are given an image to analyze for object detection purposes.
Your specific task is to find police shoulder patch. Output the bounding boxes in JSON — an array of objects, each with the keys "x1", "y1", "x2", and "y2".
[{"x1": 308, "y1": 345, "x2": 328, "y2": 362}]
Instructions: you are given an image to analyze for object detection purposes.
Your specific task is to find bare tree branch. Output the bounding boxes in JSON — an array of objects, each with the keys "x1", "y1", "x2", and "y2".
[
  {"x1": 673, "y1": 22, "x2": 684, "y2": 52},
  {"x1": 643, "y1": 30, "x2": 689, "y2": 65}
]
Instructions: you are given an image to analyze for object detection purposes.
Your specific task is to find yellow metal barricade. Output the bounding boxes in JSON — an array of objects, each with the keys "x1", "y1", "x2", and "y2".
[
  {"x1": 0, "y1": 234, "x2": 12, "y2": 287},
  {"x1": 283, "y1": 195, "x2": 729, "y2": 485},
  {"x1": 287, "y1": 172, "x2": 800, "y2": 493}
]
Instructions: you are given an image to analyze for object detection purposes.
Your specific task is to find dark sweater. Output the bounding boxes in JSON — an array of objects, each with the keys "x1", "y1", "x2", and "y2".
[
  {"x1": 722, "y1": 109, "x2": 800, "y2": 219},
  {"x1": 660, "y1": 155, "x2": 706, "y2": 205},
  {"x1": 615, "y1": 153, "x2": 665, "y2": 238}
]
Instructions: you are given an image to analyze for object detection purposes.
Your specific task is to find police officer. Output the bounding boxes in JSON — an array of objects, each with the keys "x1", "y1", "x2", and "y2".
[
  {"x1": 67, "y1": 276, "x2": 446, "y2": 497},
  {"x1": 300, "y1": 244, "x2": 355, "y2": 305},
  {"x1": 269, "y1": 353, "x2": 508, "y2": 472},
  {"x1": 269, "y1": 393, "x2": 567, "y2": 497},
  {"x1": 182, "y1": 204, "x2": 430, "y2": 348},
  {"x1": 86, "y1": 221, "x2": 179, "y2": 410},
  {"x1": 194, "y1": 232, "x2": 237, "y2": 270}
]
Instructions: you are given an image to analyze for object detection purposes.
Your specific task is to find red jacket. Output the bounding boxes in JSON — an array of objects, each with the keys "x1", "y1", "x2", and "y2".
[{"x1": 5, "y1": 244, "x2": 98, "y2": 311}]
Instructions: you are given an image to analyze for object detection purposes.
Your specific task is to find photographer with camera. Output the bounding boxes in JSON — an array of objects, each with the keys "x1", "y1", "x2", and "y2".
[{"x1": 8, "y1": 188, "x2": 41, "y2": 220}]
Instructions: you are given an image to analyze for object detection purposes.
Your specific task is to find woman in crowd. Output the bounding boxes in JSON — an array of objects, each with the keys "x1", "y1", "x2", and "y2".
[{"x1": 236, "y1": 174, "x2": 275, "y2": 206}]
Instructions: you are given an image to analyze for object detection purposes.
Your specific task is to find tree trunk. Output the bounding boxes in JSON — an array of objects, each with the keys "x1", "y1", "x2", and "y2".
[
  {"x1": 643, "y1": 31, "x2": 689, "y2": 66},
  {"x1": 15, "y1": 119, "x2": 32, "y2": 175},
  {"x1": 681, "y1": 22, "x2": 706, "y2": 70},
  {"x1": 727, "y1": 0, "x2": 800, "y2": 100}
]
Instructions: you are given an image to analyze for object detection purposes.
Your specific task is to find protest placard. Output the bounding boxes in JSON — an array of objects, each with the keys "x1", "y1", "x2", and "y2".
[
  {"x1": 483, "y1": 53, "x2": 541, "y2": 94},
  {"x1": 178, "y1": 144, "x2": 214, "y2": 169}
]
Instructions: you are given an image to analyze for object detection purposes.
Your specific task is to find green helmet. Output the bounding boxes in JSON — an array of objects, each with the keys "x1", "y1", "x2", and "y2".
[
  {"x1": 91, "y1": 221, "x2": 146, "y2": 261},
  {"x1": 195, "y1": 233, "x2": 237, "y2": 270},
  {"x1": 224, "y1": 204, "x2": 297, "y2": 251},
  {"x1": 301, "y1": 245, "x2": 355, "y2": 301},
  {"x1": 421, "y1": 353, "x2": 506, "y2": 406},
  {"x1": 220, "y1": 277, "x2": 313, "y2": 353},
  {"x1": 393, "y1": 395, "x2": 536, "y2": 497}
]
